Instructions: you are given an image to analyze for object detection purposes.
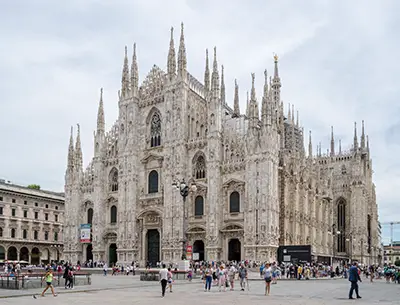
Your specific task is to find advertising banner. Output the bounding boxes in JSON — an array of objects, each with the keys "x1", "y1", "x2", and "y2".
[{"x1": 80, "y1": 224, "x2": 91, "y2": 243}]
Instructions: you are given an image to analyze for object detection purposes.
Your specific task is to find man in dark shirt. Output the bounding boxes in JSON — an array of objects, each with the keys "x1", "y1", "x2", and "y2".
[{"x1": 348, "y1": 262, "x2": 362, "y2": 299}]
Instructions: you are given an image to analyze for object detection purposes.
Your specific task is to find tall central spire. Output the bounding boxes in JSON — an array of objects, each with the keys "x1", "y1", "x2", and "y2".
[
  {"x1": 220, "y1": 65, "x2": 226, "y2": 105},
  {"x1": 232, "y1": 79, "x2": 240, "y2": 117},
  {"x1": 204, "y1": 49, "x2": 210, "y2": 91},
  {"x1": 177, "y1": 22, "x2": 187, "y2": 79},
  {"x1": 97, "y1": 88, "x2": 105, "y2": 133},
  {"x1": 211, "y1": 47, "x2": 220, "y2": 99},
  {"x1": 167, "y1": 27, "x2": 176, "y2": 79},
  {"x1": 121, "y1": 46, "x2": 130, "y2": 98},
  {"x1": 130, "y1": 43, "x2": 138, "y2": 97},
  {"x1": 75, "y1": 124, "x2": 83, "y2": 171}
]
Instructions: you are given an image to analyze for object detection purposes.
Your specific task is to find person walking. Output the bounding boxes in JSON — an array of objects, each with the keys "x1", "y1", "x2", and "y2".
[
  {"x1": 238, "y1": 264, "x2": 248, "y2": 291},
  {"x1": 159, "y1": 264, "x2": 168, "y2": 297},
  {"x1": 40, "y1": 268, "x2": 57, "y2": 297},
  {"x1": 204, "y1": 265, "x2": 212, "y2": 292},
  {"x1": 167, "y1": 268, "x2": 173, "y2": 293},
  {"x1": 348, "y1": 262, "x2": 362, "y2": 299}
]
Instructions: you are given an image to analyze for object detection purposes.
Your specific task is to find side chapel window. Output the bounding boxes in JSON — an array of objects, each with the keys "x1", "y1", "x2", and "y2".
[
  {"x1": 194, "y1": 196, "x2": 204, "y2": 216},
  {"x1": 109, "y1": 168, "x2": 118, "y2": 192},
  {"x1": 229, "y1": 191, "x2": 240, "y2": 213},
  {"x1": 148, "y1": 170, "x2": 159, "y2": 193},
  {"x1": 195, "y1": 155, "x2": 206, "y2": 179},
  {"x1": 150, "y1": 112, "x2": 161, "y2": 147},
  {"x1": 110, "y1": 205, "x2": 117, "y2": 223}
]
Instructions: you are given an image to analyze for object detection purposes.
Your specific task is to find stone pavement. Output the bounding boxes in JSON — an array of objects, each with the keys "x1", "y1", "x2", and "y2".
[{"x1": 0, "y1": 274, "x2": 399, "y2": 304}]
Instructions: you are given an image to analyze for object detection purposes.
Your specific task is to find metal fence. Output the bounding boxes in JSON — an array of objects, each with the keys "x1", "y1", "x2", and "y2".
[{"x1": 0, "y1": 272, "x2": 91, "y2": 290}]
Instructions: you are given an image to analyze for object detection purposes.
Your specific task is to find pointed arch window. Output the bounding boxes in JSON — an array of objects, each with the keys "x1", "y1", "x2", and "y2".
[
  {"x1": 109, "y1": 168, "x2": 118, "y2": 192},
  {"x1": 195, "y1": 155, "x2": 206, "y2": 179},
  {"x1": 150, "y1": 112, "x2": 161, "y2": 147},
  {"x1": 194, "y1": 196, "x2": 204, "y2": 216},
  {"x1": 148, "y1": 170, "x2": 159, "y2": 193},
  {"x1": 110, "y1": 205, "x2": 117, "y2": 223},
  {"x1": 229, "y1": 191, "x2": 240, "y2": 213},
  {"x1": 87, "y1": 208, "x2": 93, "y2": 224},
  {"x1": 337, "y1": 200, "x2": 346, "y2": 252}
]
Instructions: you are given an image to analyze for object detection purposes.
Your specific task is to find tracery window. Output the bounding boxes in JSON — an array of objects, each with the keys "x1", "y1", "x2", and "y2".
[
  {"x1": 148, "y1": 170, "x2": 159, "y2": 193},
  {"x1": 110, "y1": 205, "x2": 117, "y2": 223},
  {"x1": 109, "y1": 168, "x2": 118, "y2": 192},
  {"x1": 337, "y1": 200, "x2": 346, "y2": 252},
  {"x1": 150, "y1": 112, "x2": 161, "y2": 147},
  {"x1": 195, "y1": 155, "x2": 206, "y2": 179},
  {"x1": 194, "y1": 196, "x2": 204, "y2": 216},
  {"x1": 229, "y1": 191, "x2": 240, "y2": 213}
]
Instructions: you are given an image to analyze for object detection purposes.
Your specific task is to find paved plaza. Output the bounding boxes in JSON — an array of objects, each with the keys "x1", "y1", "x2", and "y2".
[{"x1": 0, "y1": 274, "x2": 399, "y2": 304}]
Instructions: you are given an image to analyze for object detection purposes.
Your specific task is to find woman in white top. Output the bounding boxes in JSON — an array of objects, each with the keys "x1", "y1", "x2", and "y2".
[{"x1": 263, "y1": 263, "x2": 272, "y2": 296}]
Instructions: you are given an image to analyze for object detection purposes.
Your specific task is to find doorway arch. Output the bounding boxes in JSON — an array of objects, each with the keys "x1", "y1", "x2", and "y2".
[
  {"x1": 109, "y1": 244, "x2": 117, "y2": 266},
  {"x1": 20, "y1": 247, "x2": 29, "y2": 262},
  {"x1": 193, "y1": 240, "x2": 205, "y2": 261},
  {"x1": 7, "y1": 246, "x2": 17, "y2": 261},
  {"x1": 86, "y1": 244, "x2": 93, "y2": 261},
  {"x1": 228, "y1": 239, "x2": 241, "y2": 261},
  {"x1": 0, "y1": 245, "x2": 5, "y2": 260},
  {"x1": 147, "y1": 229, "x2": 160, "y2": 266},
  {"x1": 31, "y1": 247, "x2": 40, "y2": 265}
]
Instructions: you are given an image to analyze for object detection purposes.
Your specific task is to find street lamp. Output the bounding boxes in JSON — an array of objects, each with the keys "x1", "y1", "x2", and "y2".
[{"x1": 172, "y1": 178, "x2": 197, "y2": 260}]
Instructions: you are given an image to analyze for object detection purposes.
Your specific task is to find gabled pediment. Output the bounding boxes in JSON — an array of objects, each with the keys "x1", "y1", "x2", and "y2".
[
  {"x1": 141, "y1": 153, "x2": 164, "y2": 164},
  {"x1": 223, "y1": 178, "x2": 245, "y2": 188}
]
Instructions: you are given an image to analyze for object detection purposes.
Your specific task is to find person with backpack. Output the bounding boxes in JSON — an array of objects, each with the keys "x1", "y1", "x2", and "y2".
[{"x1": 263, "y1": 263, "x2": 272, "y2": 296}]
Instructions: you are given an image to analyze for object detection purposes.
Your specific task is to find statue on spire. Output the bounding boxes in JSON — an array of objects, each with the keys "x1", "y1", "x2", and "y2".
[{"x1": 177, "y1": 22, "x2": 187, "y2": 79}]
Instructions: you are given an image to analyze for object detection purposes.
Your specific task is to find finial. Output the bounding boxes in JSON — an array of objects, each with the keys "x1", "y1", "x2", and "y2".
[
  {"x1": 124, "y1": 45, "x2": 127, "y2": 57},
  {"x1": 274, "y1": 53, "x2": 278, "y2": 62},
  {"x1": 70, "y1": 125, "x2": 73, "y2": 137},
  {"x1": 264, "y1": 69, "x2": 268, "y2": 80},
  {"x1": 204, "y1": 49, "x2": 210, "y2": 91},
  {"x1": 181, "y1": 22, "x2": 184, "y2": 32},
  {"x1": 296, "y1": 110, "x2": 299, "y2": 127},
  {"x1": 339, "y1": 139, "x2": 342, "y2": 154},
  {"x1": 77, "y1": 123, "x2": 80, "y2": 134},
  {"x1": 170, "y1": 26, "x2": 174, "y2": 38}
]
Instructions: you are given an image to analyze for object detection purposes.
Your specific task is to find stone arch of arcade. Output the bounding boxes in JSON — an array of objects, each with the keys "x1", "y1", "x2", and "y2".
[
  {"x1": 187, "y1": 226, "x2": 206, "y2": 261},
  {"x1": 0, "y1": 245, "x2": 60, "y2": 264},
  {"x1": 221, "y1": 223, "x2": 244, "y2": 262}
]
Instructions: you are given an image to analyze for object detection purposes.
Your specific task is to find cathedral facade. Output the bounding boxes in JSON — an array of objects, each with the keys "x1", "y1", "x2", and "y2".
[{"x1": 63, "y1": 24, "x2": 381, "y2": 266}]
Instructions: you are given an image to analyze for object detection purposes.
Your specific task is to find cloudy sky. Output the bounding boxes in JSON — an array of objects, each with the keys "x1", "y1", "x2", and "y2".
[{"x1": 0, "y1": 0, "x2": 399, "y2": 241}]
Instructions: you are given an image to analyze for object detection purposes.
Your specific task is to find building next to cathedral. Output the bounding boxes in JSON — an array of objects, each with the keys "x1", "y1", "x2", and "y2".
[
  {"x1": 63, "y1": 24, "x2": 381, "y2": 267},
  {"x1": 0, "y1": 180, "x2": 64, "y2": 264}
]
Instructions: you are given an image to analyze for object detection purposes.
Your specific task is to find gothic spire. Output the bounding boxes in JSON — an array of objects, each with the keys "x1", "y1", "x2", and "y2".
[
  {"x1": 296, "y1": 110, "x2": 299, "y2": 127},
  {"x1": 361, "y1": 120, "x2": 366, "y2": 149},
  {"x1": 250, "y1": 73, "x2": 256, "y2": 102},
  {"x1": 261, "y1": 69, "x2": 269, "y2": 124},
  {"x1": 287, "y1": 103, "x2": 291, "y2": 122},
  {"x1": 75, "y1": 124, "x2": 83, "y2": 171},
  {"x1": 220, "y1": 65, "x2": 226, "y2": 104},
  {"x1": 131, "y1": 43, "x2": 139, "y2": 97},
  {"x1": 232, "y1": 79, "x2": 240, "y2": 118},
  {"x1": 167, "y1": 27, "x2": 176, "y2": 79},
  {"x1": 291, "y1": 104, "x2": 295, "y2": 123},
  {"x1": 308, "y1": 130, "x2": 312, "y2": 158},
  {"x1": 204, "y1": 49, "x2": 210, "y2": 91},
  {"x1": 250, "y1": 73, "x2": 259, "y2": 120},
  {"x1": 211, "y1": 47, "x2": 220, "y2": 99},
  {"x1": 353, "y1": 122, "x2": 358, "y2": 151},
  {"x1": 97, "y1": 88, "x2": 105, "y2": 133},
  {"x1": 330, "y1": 126, "x2": 335, "y2": 156},
  {"x1": 67, "y1": 126, "x2": 75, "y2": 170},
  {"x1": 273, "y1": 53, "x2": 280, "y2": 78},
  {"x1": 367, "y1": 135, "x2": 370, "y2": 152},
  {"x1": 177, "y1": 22, "x2": 187, "y2": 79},
  {"x1": 339, "y1": 139, "x2": 342, "y2": 155},
  {"x1": 121, "y1": 46, "x2": 130, "y2": 98},
  {"x1": 246, "y1": 91, "x2": 250, "y2": 117}
]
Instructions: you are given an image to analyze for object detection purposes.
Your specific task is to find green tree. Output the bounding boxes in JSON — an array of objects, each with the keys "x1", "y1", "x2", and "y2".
[
  {"x1": 395, "y1": 260, "x2": 400, "y2": 267},
  {"x1": 27, "y1": 184, "x2": 41, "y2": 190}
]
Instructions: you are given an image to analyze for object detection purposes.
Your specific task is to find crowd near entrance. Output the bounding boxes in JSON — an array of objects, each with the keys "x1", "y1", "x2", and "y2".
[
  {"x1": 193, "y1": 240, "x2": 205, "y2": 261},
  {"x1": 147, "y1": 229, "x2": 160, "y2": 266}
]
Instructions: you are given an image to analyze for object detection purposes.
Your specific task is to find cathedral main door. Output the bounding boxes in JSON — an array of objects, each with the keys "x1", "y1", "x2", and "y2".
[
  {"x1": 147, "y1": 229, "x2": 160, "y2": 266},
  {"x1": 228, "y1": 239, "x2": 241, "y2": 261}
]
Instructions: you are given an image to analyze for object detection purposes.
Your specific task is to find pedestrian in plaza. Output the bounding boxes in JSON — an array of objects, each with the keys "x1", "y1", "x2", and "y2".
[
  {"x1": 218, "y1": 265, "x2": 226, "y2": 292},
  {"x1": 348, "y1": 262, "x2": 362, "y2": 299},
  {"x1": 204, "y1": 265, "x2": 213, "y2": 292},
  {"x1": 41, "y1": 268, "x2": 57, "y2": 297},
  {"x1": 238, "y1": 264, "x2": 248, "y2": 291},
  {"x1": 228, "y1": 264, "x2": 236, "y2": 290},
  {"x1": 167, "y1": 268, "x2": 173, "y2": 293},
  {"x1": 263, "y1": 263, "x2": 272, "y2": 296},
  {"x1": 159, "y1": 264, "x2": 168, "y2": 297}
]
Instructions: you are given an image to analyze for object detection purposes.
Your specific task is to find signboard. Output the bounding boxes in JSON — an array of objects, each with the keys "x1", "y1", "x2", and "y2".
[
  {"x1": 80, "y1": 224, "x2": 91, "y2": 243},
  {"x1": 186, "y1": 245, "x2": 193, "y2": 253},
  {"x1": 192, "y1": 253, "x2": 200, "y2": 260},
  {"x1": 186, "y1": 252, "x2": 192, "y2": 260}
]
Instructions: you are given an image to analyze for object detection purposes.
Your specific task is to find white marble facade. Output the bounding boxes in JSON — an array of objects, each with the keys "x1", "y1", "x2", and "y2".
[{"x1": 63, "y1": 25, "x2": 381, "y2": 266}]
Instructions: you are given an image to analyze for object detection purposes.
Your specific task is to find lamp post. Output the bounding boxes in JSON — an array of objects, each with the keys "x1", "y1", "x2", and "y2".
[{"x1": 172, "y1": 178, "x2": 197, "y2": 260}]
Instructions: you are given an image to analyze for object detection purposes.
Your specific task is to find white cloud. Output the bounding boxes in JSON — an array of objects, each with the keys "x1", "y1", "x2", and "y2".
[{"x1": 0, "y1": 0, "x2": 399, "y2": 240}]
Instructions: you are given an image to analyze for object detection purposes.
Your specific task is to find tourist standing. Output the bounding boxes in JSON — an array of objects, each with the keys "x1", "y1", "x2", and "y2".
[
  {"x1": 238, "y1": 264, "x2": 248, "y2": 291},
  {"x1": 103, "y1": 263, "x2": 108, "y2": 276},
  {"x1": 348, "y1": 262, "x2": 362, "y2": 299},
  {"x1": 204, "y1": 265, "x2": 212, "y2": 292},
  {"x1": 159, "y1": 264, "x2": 168, "y2": 297},
  {"x1": 263, "y1": 263, "x2": 272, "y2": 296},
  {"x1": 218, "y1": 265, "x2": 226, "y2": 292}
]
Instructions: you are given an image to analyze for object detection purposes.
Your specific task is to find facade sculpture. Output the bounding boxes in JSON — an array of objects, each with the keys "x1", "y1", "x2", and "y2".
[{"x1": 63, "y1": 24, "x2": 381, "y2": 266}]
